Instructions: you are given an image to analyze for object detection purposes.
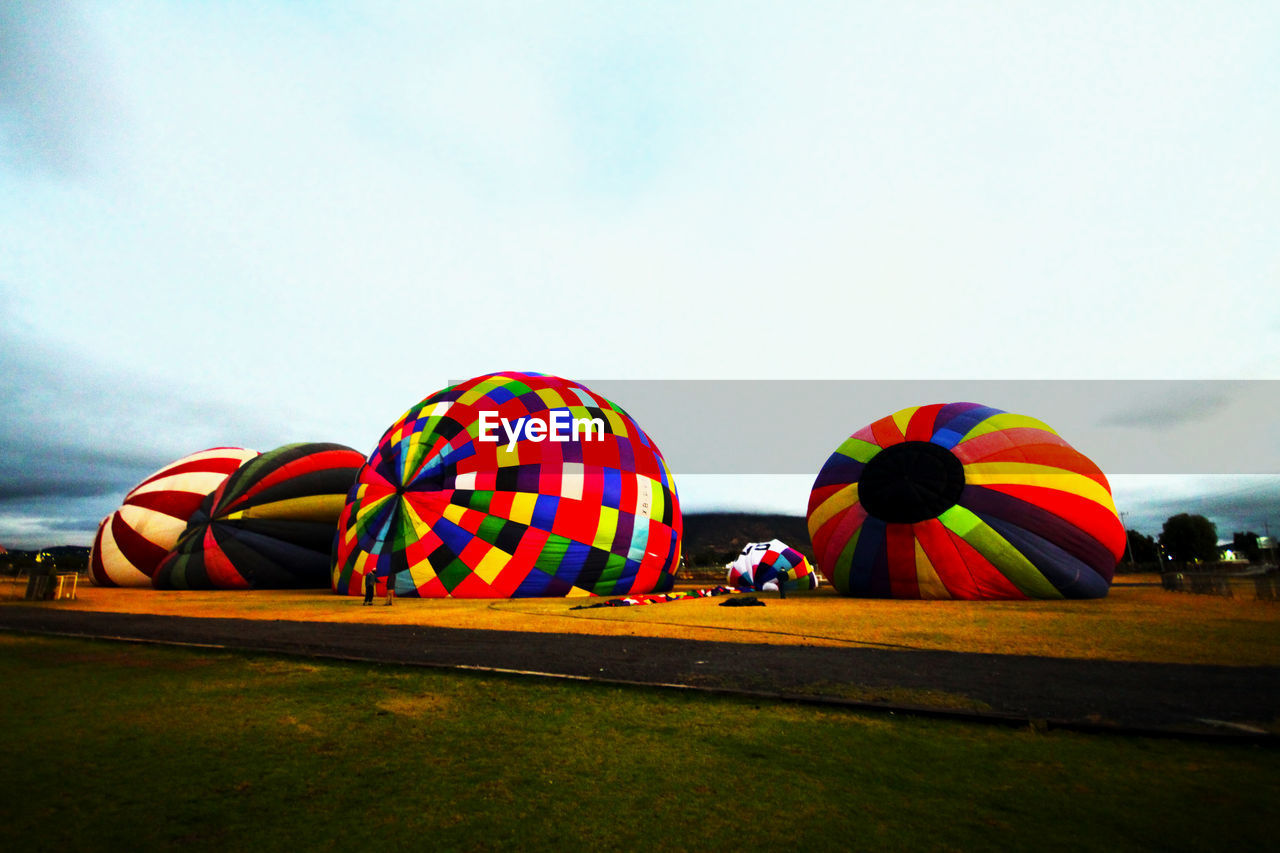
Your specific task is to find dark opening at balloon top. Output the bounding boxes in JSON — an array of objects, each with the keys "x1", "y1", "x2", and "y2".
[
  {"x1": 807, "y1": 402, "x2": 1125, "y2": 600},
  {"x1": 856, "y1": 440, "x2": 967, "y2": 524}
]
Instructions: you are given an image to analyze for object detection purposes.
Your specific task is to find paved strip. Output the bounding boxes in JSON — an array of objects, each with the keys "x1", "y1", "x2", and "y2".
[{"x1": 1, "y1": 607, "x2": 1276, "y2": 736}]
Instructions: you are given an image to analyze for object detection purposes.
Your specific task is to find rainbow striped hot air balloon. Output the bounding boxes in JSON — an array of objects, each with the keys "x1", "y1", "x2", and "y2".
[{"x1": 807, "y1": 403, "x2": 1124, "y2": 600}]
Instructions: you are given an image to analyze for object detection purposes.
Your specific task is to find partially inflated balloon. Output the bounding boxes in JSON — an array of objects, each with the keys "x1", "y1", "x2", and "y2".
[
  {"x1": 807, "y1": 403, "x2": 1124, "y2": 599},
  {"x1": 89, "y1": 447, "x2": 260, "y2": 587},
  {"x1": 725, "y1": 540, "x2": 820, "y2": 592},
  {"x1": 332, "y1": 372, "x2": 682, "y2": 598},
  {"x1": 153, "y1": 443, "x2": 364, "y2": 589}
]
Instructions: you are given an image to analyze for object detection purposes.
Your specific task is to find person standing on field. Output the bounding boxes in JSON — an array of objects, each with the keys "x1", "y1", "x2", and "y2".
[{"x1": 363, "y1": 572, "x2": 376, "y2": 606}]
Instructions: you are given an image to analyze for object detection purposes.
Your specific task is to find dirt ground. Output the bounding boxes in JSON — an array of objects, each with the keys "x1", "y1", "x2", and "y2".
[{"x1": 3, "y1": 576, "x2": 1277, "y2": 665}]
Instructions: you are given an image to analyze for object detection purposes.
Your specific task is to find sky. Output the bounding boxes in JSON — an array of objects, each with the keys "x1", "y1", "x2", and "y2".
[{"x1": 1, "y1": 1, "x2": 1278, "y2": 550}]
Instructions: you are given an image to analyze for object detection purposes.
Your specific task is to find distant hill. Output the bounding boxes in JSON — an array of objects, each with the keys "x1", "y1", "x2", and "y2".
[
  {"x1": 682, "y1": 512, "x2": 812, "y2": 567},
  {"x1": 43, "y1": 546, "x2": 91, "y2": 557}
]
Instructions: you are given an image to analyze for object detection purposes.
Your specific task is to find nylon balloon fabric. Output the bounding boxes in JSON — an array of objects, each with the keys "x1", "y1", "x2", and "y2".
[
  {"x1": 807, "y1": 403, "x2": 1125, "y2": 599},
  {"x1": 331, "y1": 372, "x2": 682, "y2": 598},
  {"x1": 153, "y1": 443, "x2": 364, "y2": 590},
  {"x1": 89, "y1": 447, "x2": 260, "y2": 587},
  {"x1": 725, "y1": 539, "x2": 820, "y2": 592}
]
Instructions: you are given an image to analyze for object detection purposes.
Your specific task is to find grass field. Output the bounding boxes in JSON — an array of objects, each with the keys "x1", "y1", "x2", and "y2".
[
  {"x1": 0, "y1": 634, "x2": 1275, "y2": 852},
  {"x1": 6, "y1": 576, "x2": 1278, "y2": 667}
]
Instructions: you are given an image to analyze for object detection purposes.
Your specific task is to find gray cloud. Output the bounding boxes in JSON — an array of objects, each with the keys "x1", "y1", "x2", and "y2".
[
  {"x1": 0, "y1": 281, "x2": 378, "y2": 548},
  {"x1": 43, "y1": 514, "x2": 104, "y2": 533},
  {"x1": 1097, "y1": 389, "x2": 1233, "y2": 430},
  {"x1": 0, "y1": 443, "x2": 162, "y2": 502},
  {"x1": 1113, "y1": 476, "x2": 1280, "y2": 540},
  {"x1": 0, "y1": 493, "x2": 114, "y2": 549},
  {"x1": 0, "y1": 284, "x2": 377, "y2": 548},
  {"x1": 0, "y1": 304, "x2": 290, "y2": 511},
  {"x1": 1163, "y1": 484, "x2": 1280, "y2": 537}
]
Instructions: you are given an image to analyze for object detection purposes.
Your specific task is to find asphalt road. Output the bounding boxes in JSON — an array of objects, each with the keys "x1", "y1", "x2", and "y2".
[{"x1": 1, "y1": 606, "x2": 1276, "y2": 737}]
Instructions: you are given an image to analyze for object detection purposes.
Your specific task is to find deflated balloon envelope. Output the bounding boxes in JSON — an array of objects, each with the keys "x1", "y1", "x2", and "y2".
[
  {"x1": 153, "y1": 443, "x2": 364, "y2": 590},
  {"x1": 331, "y1": 371, "x2": 683, "y2": 598},
  {"x1": 725, "y1": 539, "x2": 820, "y2": 592},
  {"x1": 807, "y1": 402, "x2": 1125, "y2": 600},
  {"x1": 89, "y1": 447, "x2": 260, "y2": 587}
]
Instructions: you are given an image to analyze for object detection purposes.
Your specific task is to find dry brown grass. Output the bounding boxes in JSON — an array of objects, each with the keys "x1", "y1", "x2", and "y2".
[{"x1": 5, "y1": 574, "x2": 1277, "y2": 666}]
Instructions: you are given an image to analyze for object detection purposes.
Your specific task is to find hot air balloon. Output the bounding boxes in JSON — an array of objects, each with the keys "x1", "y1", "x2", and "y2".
[
  {"x1": 725, "y1": 540, "x2": 820, "y2": 592},
  {"x1": 89, "y1": 447, "x2": 260, "y2": 587},
  {"x1": 807, "y1": 403, "x2": 1124, "y2": 599},
  {"x1": 332, "y1": 372, "x2": 682, "y2": 598},
  {"x1": 153, "y1": 443, "x2": 364, "y2": 589}
]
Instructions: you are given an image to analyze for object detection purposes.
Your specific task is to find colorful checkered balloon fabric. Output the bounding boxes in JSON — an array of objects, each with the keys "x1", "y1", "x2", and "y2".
[
  {"x1": 154, "y1": 443, "x2": 364, "y2": 590},
  {"x1": 726, "y1": 540, "x2": 820, "y2": 592},
  {"x1": 807, "y1": 403, "x2": 1125, "y2": 600},
  {"x1": 332, "y1": 372, "x2": 682, "y2": 598},
  {"x1": 89, "y1": 447, "x2": 260, "y2": 587}
]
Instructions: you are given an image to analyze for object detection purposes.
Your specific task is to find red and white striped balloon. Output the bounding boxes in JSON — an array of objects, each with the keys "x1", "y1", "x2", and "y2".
[{"x1": 89, "y1": 447, "x2": 259, "y2": 587}]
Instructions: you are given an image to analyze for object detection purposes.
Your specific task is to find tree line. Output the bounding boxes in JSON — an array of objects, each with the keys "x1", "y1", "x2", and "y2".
[{"x1": 1125, "y1": 514, "x2": 1275, "y2": 569}]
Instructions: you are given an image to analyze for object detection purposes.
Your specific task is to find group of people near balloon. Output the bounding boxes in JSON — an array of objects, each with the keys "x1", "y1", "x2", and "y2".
[{"x1": 90, "y1": 372, "x2": 1126, "y2": 601}]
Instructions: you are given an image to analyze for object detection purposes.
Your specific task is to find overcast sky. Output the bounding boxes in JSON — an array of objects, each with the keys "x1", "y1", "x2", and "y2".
[{"x1": 2, "y1": 1, "x2": 1278, "y2": 549}]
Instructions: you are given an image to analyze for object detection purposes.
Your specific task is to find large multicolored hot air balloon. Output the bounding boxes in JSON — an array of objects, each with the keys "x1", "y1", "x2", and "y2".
[
  {"x1": 153, "y1": 443, "x2": 364, "y2": 590},
  {"x1": 726, "y1": 540, "x2": 820, "y2": 592},
  {"x1": 89, "y1": 447, "x2": 260, "y2": 587},
  {"x1": 807, "y1": 403, "x2": 1124, "y2": 599},
  {"x1": 332, "y1": 372, "x2": 682, "y2": 598}
]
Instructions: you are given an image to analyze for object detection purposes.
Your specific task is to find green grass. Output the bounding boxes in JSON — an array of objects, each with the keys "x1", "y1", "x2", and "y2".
[{"x1": 0, "y1": 635, "x2": 1275, "y2": 852}]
